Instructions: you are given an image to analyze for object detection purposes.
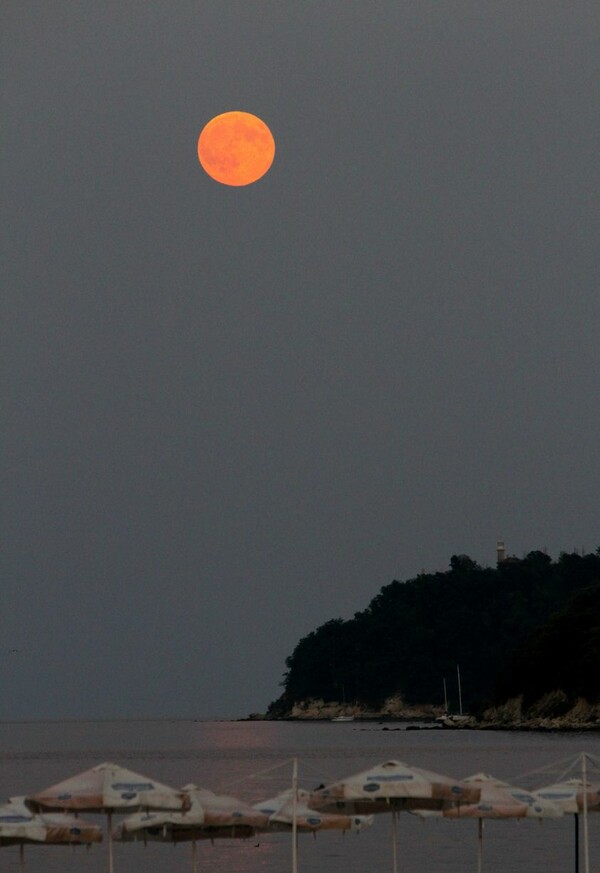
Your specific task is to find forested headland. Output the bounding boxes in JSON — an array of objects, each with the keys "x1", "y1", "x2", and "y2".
[{"x1": 267, "y1": 549, "x2": 600, "y2": 724}]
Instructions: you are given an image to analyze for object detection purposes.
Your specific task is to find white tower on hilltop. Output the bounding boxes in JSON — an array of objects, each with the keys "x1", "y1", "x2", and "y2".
[{"x1": 496, "y1": 540, "x2": 506, "y2": 564}]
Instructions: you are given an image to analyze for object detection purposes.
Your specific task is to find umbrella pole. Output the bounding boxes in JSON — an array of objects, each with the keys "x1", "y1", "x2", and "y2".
[
  {"x1": 582, "y1": 754, "x2": 589, "y2": 873},
  {"x1": 391, "y1": 811, "x2": 398, "y2": 873},
  {"x1": 477, "y1": 818, "x2": 483, "y2": 873},
  {"x1": 192, "y1": 836, "x2": 198, "y2": 873},
  {"x1": 292, "y1": 757, "x2": 299, "y2": 873},
  {"x1": 108, "y1": 811, "x2": 114, "y2": 873},
  {"x1": 19, "y1": 843, "x2": 25, "y2": 873},
  {"x1": 575, "y1": 813, "x2": 579, "y2": 873}
]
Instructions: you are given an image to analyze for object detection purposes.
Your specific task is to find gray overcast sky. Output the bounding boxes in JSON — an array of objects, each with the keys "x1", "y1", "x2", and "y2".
[{"x1": 2, "y1": 2, "x2": 599, "y2": 719}]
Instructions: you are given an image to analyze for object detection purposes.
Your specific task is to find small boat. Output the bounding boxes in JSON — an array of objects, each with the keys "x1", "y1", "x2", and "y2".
[
  {"x1": 435, "y1": 714, "x2": 470, "y2": 728},
  {"x1": 331, "y1": 715, "x2": 354, "y2": 722}
]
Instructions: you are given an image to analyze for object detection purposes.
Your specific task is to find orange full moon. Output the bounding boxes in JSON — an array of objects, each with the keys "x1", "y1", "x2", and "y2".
[{"x1": 197, "y1": 111, "x2": 275, "y2": 186}]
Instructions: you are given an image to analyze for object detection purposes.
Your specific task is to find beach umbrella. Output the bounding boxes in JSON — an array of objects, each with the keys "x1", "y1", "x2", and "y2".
[
  {"x1": 252, "y1": 787, "x2": 373, "y2": 873},
  {"x1": 254, "y1": 787, "x2": 374, "y2": 834},
  {"x1": 415, "y1": 772, "x2": 563, "y2": 873},
  {"x1": 185, "y1": 785, "x2": 270, "y2": 831},
  {"x1": 0, "y1": 796, "x2": 102, "y2": 872},
  {"x1": 310, "y1": 758, "x2": 480, "y2": 873},
  {"x1": 28, "y1": 761, "x2": 188, "y2": 873},
  {"x1": 536, "y1": 774, "x2": 599, "y2": 873},
  {"x1": 446, "y1": 771, "x2": 564, "y2": 819},
  {"x1": 310, "y1": 759, "x2": 481, "y2": 814},
  {"x1": 525, "y1": 751, "x2": 600, "y2": 873},
  {"x1": 114, "y1": 784, "x2": 269, "y2": 872}
]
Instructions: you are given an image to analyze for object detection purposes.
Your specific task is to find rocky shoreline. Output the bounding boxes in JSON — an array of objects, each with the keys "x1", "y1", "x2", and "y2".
[
  {"x1": 472, "y1": 693, "x2": 600, "y2": 732},
  {"x1": 251, "y1": 693, "x2": 600, "y2": 732}
]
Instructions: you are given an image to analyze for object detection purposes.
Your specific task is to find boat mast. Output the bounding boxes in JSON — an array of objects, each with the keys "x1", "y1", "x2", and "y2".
[{"x1": 457, "y1": 664, "x2": 463, "y2": 715}]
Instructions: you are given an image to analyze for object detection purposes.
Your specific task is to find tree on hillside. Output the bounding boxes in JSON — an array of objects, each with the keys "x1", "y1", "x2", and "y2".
[{"x1": 494, "y1": 583, "x2": 600, "y2": 707}]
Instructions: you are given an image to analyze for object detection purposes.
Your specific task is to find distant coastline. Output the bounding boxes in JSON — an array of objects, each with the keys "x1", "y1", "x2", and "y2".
[{"x1": 247, "y1": 694, "x2": 600, "y2": 732}]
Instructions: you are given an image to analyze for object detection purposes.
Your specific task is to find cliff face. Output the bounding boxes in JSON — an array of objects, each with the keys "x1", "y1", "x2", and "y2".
[{"x1": 267, "y1": 695, "x2": 444, "y2": 721}]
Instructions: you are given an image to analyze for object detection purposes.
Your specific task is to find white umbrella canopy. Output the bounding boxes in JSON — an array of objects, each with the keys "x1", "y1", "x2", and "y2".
[
  {"x1": 443, "y1": 772, "x2": 564, "y2": 819},
  {"x1": 310, "y1": 759, "x2": 481, "y2": 814},
  {"x1": 113, "y1": 804, "x2": 205, "y2": 843},
  {"x1": 536, "y1": 778, "x2": 600, "y2": 814},
  {"x1": 0, "y1": 796, "x2": 102, "y2": 873},
  {"x1": 185, "y1": 785, "x2": 270, "y2": 831},
  {"x1": 0, "y1": 796, "x2": 103, "y2": 845},
  {"x1": 113, "y1": 784, "x2": 268, "y2": 840},
  {"x1": 28, "y1": 761, "x2": 188, "y2": 813},
  {"x1": 0, "y1": 798, "x2": 47, "y2": 846},
  {"x1": 254, "y1": 788, "x2": 374, "y2": 833}
]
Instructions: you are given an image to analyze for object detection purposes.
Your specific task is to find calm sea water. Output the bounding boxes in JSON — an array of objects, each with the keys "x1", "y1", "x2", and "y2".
[{"x1": 1, "y1": 719, "x2": 598, "y2": 872}]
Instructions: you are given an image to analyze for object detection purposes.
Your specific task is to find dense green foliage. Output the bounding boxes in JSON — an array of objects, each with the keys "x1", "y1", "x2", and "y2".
[
  {"x1": 269, "y1": 550, "x2": 600, "y2": 715},
  {"x1": 496, "y1": 580, "x2": 600, "y2": 707}
]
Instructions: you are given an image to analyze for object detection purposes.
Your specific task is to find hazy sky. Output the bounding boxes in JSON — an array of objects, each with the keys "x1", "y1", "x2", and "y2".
[{"x1": 3, "y1": 2, "x2": 599, "y2": 719}]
